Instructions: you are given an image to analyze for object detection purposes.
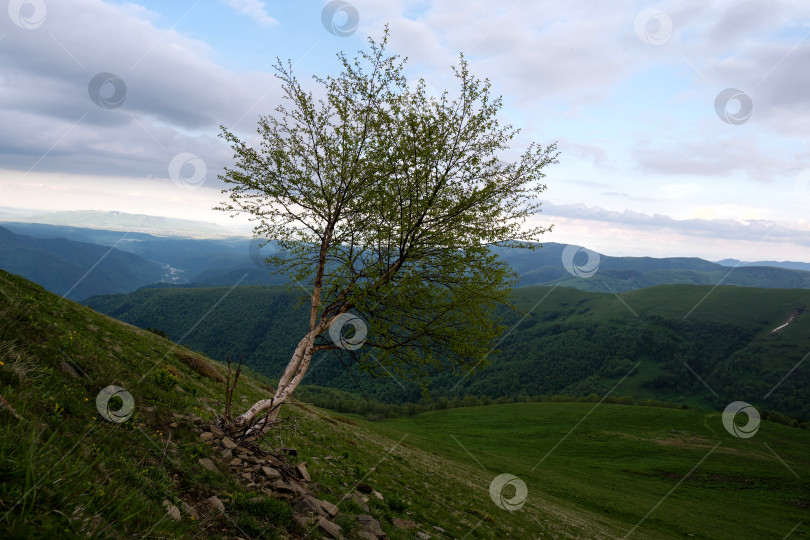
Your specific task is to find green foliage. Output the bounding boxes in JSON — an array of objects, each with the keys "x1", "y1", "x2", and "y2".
[
  {"x1": 386, "y1": 492, "x2": 408, "y2": 513},
  {"x1": 153, "y1": 367, "x2": 180, "y2": 390},
  {"x1": 215, "y1": 29, "x2": 556, "y2": 392},
  {"x1": 146, "y1": 327, "x2": 169, "y2": 339}
]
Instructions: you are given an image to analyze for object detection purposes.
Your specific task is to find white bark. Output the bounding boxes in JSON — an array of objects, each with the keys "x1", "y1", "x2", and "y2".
[{"x1": 234, "y1": 327, "x2": 320, "y2": 427}]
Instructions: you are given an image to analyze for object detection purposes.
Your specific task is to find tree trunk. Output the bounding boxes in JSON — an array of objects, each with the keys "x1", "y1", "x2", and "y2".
[{"x1": 234, "y1": 330, "x2": 317, "y2": 427}]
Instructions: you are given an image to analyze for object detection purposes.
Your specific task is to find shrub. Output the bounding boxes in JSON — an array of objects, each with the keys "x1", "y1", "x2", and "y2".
[{"x1": 154, "y1": 367, "x2": 179, "y2": 390}]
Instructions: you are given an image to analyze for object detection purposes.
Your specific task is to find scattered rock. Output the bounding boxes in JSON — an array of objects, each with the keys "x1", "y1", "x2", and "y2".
[
  {"x1": 209, "y1": 425, "x2": 225, "y2": 438},
  {"x1": 206, "y1": 496, "x2": 225, "y2": 513},
  {"x1": 221, "y1": 437, "x2": 237, "y2": 450},
  {"x1": 297, "y1": 462, "x2": 312, "y2": 482},
  {"x1": 199, "y1": 432, "x2": 214, "y2": 441},
  {"x1": 294, "y1": 496, "x2": 321, "y2": 517},
  {"x1": 433, "y1": 525, "x2": 446, "y2": 533},
  {"x1": 162, "y1": 499, "x2": 181, "y2": 521},
  {"x1": 344, "y1": 493, "x2": 369, "y2": 512},
  {"x1": 417, "y1": 532, "x2": 431, "y2": 540},
  {"x1": 230, "y1": 457, "x2": 243, "y2": 467},
  {"x1": 273, "y1": 481, "x2": 305, "y2": 497},
  {"x1": 317, "y1": 516, "x2": 342, "y2": 538},
  {"x1": 197, "y1": 458, "x2": 217, "y2": 473},
  {"x1": 168, "y1": 422, "x2": 178, "y2": 429},
  {"x1": 261, "y1": 466, "x2": 281, "y2": 480},
  {"x1": 318, "y1": 498, "x2": 339, "y2": 518},
  {"x1": 221, "y1": 449, "x2": 233, "y2": 460},
  {"x1": 60, "y1": 359, "x2": 80, "y2": 378},
  {"x1": 372, "y1": 490, "x2": 383, "y2": 501},
  {"x1": 356, "y1": 514, "x2": 385, "y2": 537},
  {"x1": 393, "y1": 518, "x2": 417, "y2": 529}
]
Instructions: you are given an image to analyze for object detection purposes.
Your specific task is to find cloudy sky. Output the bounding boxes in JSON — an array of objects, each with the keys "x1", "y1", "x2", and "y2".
[{"x1": 2, "y1": 0, "x2": 809, "y2": 261}]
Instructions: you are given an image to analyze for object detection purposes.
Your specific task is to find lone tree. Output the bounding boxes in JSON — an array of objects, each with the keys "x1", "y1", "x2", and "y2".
[{"x1": 217, "y1": 30, "x2": 557, "y2": 429}]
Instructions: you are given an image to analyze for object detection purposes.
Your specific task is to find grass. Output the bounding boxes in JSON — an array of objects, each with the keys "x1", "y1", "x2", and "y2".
[
  {"x1": 2, "y1": 268, "x2": 809, "y2": 538},
  {"x1": 371, "y1": 402, "x2": 810, "y2": 539}
]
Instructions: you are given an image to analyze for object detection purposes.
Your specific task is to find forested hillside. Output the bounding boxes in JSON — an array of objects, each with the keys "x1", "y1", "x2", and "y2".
[{"x1": 85, "y1": 284, "x2": 810, "y2": 419}]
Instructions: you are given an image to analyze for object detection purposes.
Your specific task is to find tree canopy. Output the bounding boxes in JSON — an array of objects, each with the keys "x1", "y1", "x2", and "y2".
[{"x1": 216, "y1": 29, "x2": 557, "y2": 425}]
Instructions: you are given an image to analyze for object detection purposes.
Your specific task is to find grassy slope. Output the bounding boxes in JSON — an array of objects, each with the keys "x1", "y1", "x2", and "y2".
[
  {"x1": 372, "y1": 403, "x2": 810, "y2": 539},
  {"x1": 2, "y1": 269, "x2": 808, "y2": 539}
]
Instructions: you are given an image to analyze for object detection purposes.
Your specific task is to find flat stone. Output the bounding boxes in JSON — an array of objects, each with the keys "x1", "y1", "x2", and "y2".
[
  {"x1": 344, "y1": 493, "x2": 369, "y2": 512},
  {"x1": 221, "y1": 449, "x2": 232, "y2": 459},
  {"x1": 296, "y1": 462, "x2": 312, "y2": 482},
  {"x1": 433, "y1": 525, "x2": 446, "y2": 533},
  {"x1": 416, "y1": 532, "x2": 431, "y2": 540},
  {"x1": 393, "y1": 518, "x2": 417, "y2": 529},
  {"x1": 209, "y1": 425, "x2": 224, "y2": 438},
  {"x1": 162, "y1": 500, "x2": 180, "y2": 521},
  {"x1": 356, "y1": 514, "x2": 384, "y2": 536},
  {"x1": 206, "y1": 496, "x2": 225, "y2": 513},
  {"x1": 168, "y1": 422, "x2": 178, "y2": 428},
  {"x1": 294, "y1": 496, "x2": 321, "y2": 517},
  {"x1": 272, "y1": 481, "x2": 297, "y2": 495},
  {"x1": 235, "y1": 445, "x2": 253, "y2": 455},
  {"x1": 318, "y1": 498, "x2": 339, "y2": 518},
  {"x1": 199, "y1": 432, "x2": 214, "y2": 441},
  {"x1": 197, "y1": 458, "x2": 217, "y2": 473},
  {"x1": 243, "y1": 455, "x2": 262, "y2": 464},
  {"x1": 261, "y1": 466, "x2": 281, "y2": 480},
  {"x1": 317, "y1": 516, "x2": 341, "y2": 539},
  {"x1": 372, "y1": 490, "x2": 383, "y2": 501},
  {"x1": 221, "y1": 437, "x2": 237, "y2": 449},
  {"x1": 230, "y1": 458, "x2": 243, "y2": 467}
]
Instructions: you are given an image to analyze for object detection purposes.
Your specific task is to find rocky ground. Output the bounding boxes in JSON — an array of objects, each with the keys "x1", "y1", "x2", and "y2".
[{"x1": 166, "y1": 417, "x2": 393, "y2": 539}]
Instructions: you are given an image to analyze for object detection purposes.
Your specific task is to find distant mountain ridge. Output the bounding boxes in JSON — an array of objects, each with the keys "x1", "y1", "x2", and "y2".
[
  {"x1": 717, "y1": 258, "x2": 810, "y2": 272},
  {"x1": 0, "y1": 225, "x2": 168, "y2": 300},
  {"x1": 3, "y1": 220, "x2": 810, "y2": 293},
  {"x1": 0, "y1": 209, "x2": 246, "y2": 239}
]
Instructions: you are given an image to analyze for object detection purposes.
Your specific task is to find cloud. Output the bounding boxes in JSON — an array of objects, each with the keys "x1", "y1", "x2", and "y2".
[
  {"x1": 542, "y1": 201, "x2": 810, "y2": 247},
  {"x1": 631, "y1": 134, "x2": 805, "y2": 181},
  {"x1": 0, "y1": 0, "x2": 284, "y2": 183},
  {"x1": 224, "y1": 0, "x2": 278, "y2": 27}
]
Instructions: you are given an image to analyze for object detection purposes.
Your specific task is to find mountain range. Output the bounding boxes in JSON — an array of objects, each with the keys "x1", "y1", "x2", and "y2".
[{"x1": 3, "y1": 216, "x2": 810, "y2": 301}]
